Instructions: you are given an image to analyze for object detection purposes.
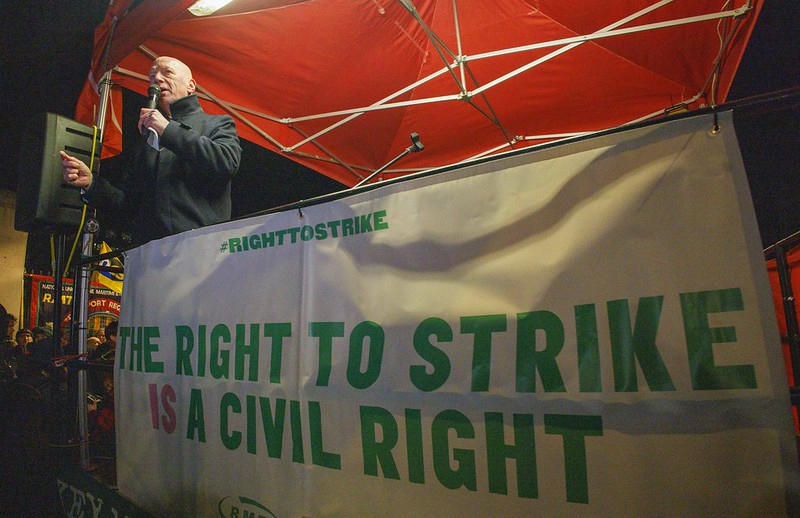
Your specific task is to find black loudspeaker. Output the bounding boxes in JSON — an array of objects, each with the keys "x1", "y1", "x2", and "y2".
[{"x1": 14, "y1": 113, "x2": 100, "y2": 233}]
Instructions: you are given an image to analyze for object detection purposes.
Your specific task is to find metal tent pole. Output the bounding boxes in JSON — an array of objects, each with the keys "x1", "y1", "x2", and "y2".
[
  {"x1": 774, "y1": 241, "x2": 800, "y2": 398},
  {"x1": 51, "y1": 234, "x2": 68, "y2": 445},
  {"x1": 353, "y1": 133, "x2": 424, "y2": 188},
  {"x1": 77, "y1": 70, "x2": 112, "y2": 470}
]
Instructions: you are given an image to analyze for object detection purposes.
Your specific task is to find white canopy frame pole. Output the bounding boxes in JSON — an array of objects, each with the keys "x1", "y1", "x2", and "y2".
[
  {"x1": 285, "y1": 68, "x2": 456, "y2": 151},
  {"x1": 364, "y1": 1, "x2": 750, "y2": 166},
  {"x1": 470, "y1": 3, "x2": 750, "y2": 96},
  {"x1": 468, "y1": 2, "x2": 750, "y2": 159},
  {"x1": 114, "y1": 1, "x2": 751, "y2": 178},
  {"x1": 399, "y1": 0, "x2": 464, "y2": 94},
  {"x1": 111, "y1": 65, "x2": 369, "y2": 178},
  {"x1": 458, "y1": 0, "x2": 681, "y2": 156},
  {"x1": 280, "y1": 2, "x2": 750, "y2": 142},
  {"x1": 75, "y1": 69, "x2": 113, "y2": 471},
  {"x1": 119, "y1": 50, "x2": 365, "y2": 179},
  {"x1": 132, "y1": 47, "x2": 287, "y2": 150},
  {"x1": 470, "y1": 0, "x2": 679, "y2": 96},
  {"x1": 410, "y1": 0, "x2": 516, "y2": 146},
  {"x1": 452, "y1": 0, "x2": 466, "y2": 94}
]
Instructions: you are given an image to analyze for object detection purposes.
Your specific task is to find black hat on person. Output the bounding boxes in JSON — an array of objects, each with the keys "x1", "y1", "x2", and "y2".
[{"x1": 33, "y1": 326, "x2": 53, "y2": 338}]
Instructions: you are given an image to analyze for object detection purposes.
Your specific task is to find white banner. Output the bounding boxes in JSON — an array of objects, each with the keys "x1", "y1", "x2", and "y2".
[{"x1": 115, "y1": 112, "x2": 797, "y2": 517}]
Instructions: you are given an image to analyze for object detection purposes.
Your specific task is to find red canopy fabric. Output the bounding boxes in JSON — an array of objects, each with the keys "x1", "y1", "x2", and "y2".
[{"x1": 76, "y1": 0, "x2": 762, "y2": 186}]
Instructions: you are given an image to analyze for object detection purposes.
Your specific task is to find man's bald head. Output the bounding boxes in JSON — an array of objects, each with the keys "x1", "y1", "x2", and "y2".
[{"x1": 149, "y1": 56, "x2": 197, "y2": 114}]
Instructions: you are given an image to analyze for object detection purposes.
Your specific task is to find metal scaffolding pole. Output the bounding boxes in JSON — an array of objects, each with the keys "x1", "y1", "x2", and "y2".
[{"x1": 77, "y1": 70, "x2": 112, "y2": 469}]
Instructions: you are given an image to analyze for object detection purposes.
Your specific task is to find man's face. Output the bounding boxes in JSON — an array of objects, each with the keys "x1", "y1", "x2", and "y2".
[
  {"x1": 149, "y1": 57, "x2": 196, "y2": 110},
  {"x1": 6, "y1": 318, "x2": 16, "y2": 338}
]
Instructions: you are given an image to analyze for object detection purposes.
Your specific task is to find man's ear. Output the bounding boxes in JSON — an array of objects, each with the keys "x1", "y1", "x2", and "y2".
[{"x1": 187, "y1": 78, "x2": 197, "y2": 95}]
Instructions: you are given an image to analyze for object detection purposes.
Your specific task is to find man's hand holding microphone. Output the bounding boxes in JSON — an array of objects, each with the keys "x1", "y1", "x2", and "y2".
[
  {"x1": 62, "y1": 83, "x2": 166, "y2": 189},
  {"x1": 139, "y1": 84, "x2": 167, "y2": 136}
]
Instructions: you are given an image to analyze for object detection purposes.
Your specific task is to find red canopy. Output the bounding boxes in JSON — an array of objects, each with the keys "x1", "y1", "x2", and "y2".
[{"x1": 77, "y1": 0, "x2": 762, "y2": 186}]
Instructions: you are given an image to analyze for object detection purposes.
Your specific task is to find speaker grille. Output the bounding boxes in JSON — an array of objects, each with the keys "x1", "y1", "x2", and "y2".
[{"x1": 14, "y1": 113, "x2": 100, "y2": 233}]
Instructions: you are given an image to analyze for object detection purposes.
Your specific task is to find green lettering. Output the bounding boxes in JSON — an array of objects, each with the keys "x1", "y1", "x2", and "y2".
[
  {"x1": 544, "y1": 413, "x2": 603, "y2": 504},
  {"x1": 461, "y1": 314, "x2": 506, "y2": 392},
  {"x1": 341, "y1": 218, "x2": 355, "y2": 237},
  {"x1": 129, "y1": 327, "x2": 144, "y2": 371},
  {"x1": 405, "y1": 408, "x2": 425, "y2": 484},
  {"x1": 309, "y1": 401, "x2": 341, "y2": 469},
  {"x1": 175, "y1": 325, "x2": 194, "y2": 376},
  {"x1": 290, "y1": 399, "x2": 304, "y2": 463},
  {"x1": 485, "y1": 412, "x2": 537, "y2": 498},
  {"x1": 432, "y1": 410, "x2": 476, "y2": 491},
  {"x1": 228, "y1": 237, "x2": 242, "y2": 253},
  {"x1": 144, "y1": 326, "x2": 163, "y2": 373},
  {"x1": 210, "y1": 324, "x2": 231, "y2": 380},
  {"x1": 373, "y1": 210, "x2": 389, "y2": 230},
  {"x1": 265, "y1": 323, "x2": 291, "y2": 384},
  {"x1": 410, "y1": 317, "x2": 452, "y2": 392},
  {"x1": 327, "y1": 220, "x2": 342, "y2": 238},
  {"x1": 314, "y1": 223, "x2": 328, "y2": 240},
  {"x1": 680, "y1": 288, "x2": 756, "y2": 390},
  {"x1": 259, "y1": 397, "x2": 286, "y2": 459},
  {"x1": 234, "y1": 323, "x2": 259, "y2": 382},
  {"x1": 309, "y1": 322, "x2": 344, "y2": 386},
  {"x1": 220, "y1": 392, "x2": 241, "y2": 450},
  {"x1": 197, "y1": 325, "x2": 207, "y2": 376},
  {"x1": 187, "y1": 388, "x2": 206, "y2": 442},
  {"x1": 359, "y1": 214, "x2": 373, "y2": 232},
  {"x1": 347, "y1": 321, "x2": 384, "y2": 389},
  {"x1": 118, "y1": 327, "x2": 130, "y2": 370},
  {"x1": 575, "y1": 304, "x2": 601, "y2": 392},
  {"x1": 360, "y1": 406, "x2": 400, "y2": 479},
  {"x1": 608, "y1": 297, "x2": 675, "y2": 392},
  {"x1": 275, "y1": 228, "x2": 288, "y2": 245},
  {"x1": 516, "y1": 311, "x2": 566, "y2": 392},
  {"x1": 246, "y1": 395, "x2": 257, "y2": 454}
]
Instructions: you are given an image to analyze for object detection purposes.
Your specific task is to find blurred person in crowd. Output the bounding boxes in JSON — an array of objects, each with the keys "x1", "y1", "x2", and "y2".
[
  {"x1": 0, "y1": 328, "x2": 33, "y2": 380},
  {"x1": 1, "y1": 313, "x2": 17, "y2": 355},
  {"x1": 2, "y1": 312, "x2": 17, "y2": 340},
  {"x1": 28, "y1": 326, "x2": 57, "y2": 369},
  {"x1": 86, "y1": 336, "x2": 101, "y2": 355},
  {"x1": 15, "y1": 328, "x2": 33, "y2": 355},
  {"x1": 25, "y1": 325, "x2": 71, "y2": 444},
  {"x1": 89, "y1": 321, "x2": 116, "y2": 362},
  {"x1": 0, "y1": 314, "x2": 16, "y2": 380},
  {"x1": 59, "y1": 328, "x2": 75, "y2": 357},
  {"x1": 0, "y1": 311, "x2": 13, "y2": 379},
  {"x1": 89, "y1": 321, "x2": 116, "y2": 398},
  {"x1": 0, "y1": 313, "x2": 17, "y2": 352}
]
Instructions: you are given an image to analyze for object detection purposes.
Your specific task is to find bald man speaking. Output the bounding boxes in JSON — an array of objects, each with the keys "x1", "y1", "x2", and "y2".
[{"x1": 61, "y1": 56, "x2": 242, "y2": 245}]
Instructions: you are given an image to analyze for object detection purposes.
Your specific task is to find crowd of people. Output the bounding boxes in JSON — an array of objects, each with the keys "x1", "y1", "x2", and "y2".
[
  {"x1": 1, "y1": 54, "x2": 239, "y2": 512},
  {"x1": 0, "y1": 309, "x2": 118, "y2": 442},
  {"x1": 1, "y1": 313, "x2": 58, "y2": 381},
  {"x1": 1, "y1": 312, "x2": 114, "y2": 380},
  {"x1": 0, "y1": 307, "x2": 119, "y2": 512}
]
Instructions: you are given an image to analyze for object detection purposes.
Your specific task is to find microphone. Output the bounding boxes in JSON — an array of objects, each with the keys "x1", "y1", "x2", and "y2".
[
  {"x1": 141, "y1": 84, "x2": 161, "y2": 135},
  {"x1": 353, "y1": 132, "x2": 425, "y2": 188}
]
